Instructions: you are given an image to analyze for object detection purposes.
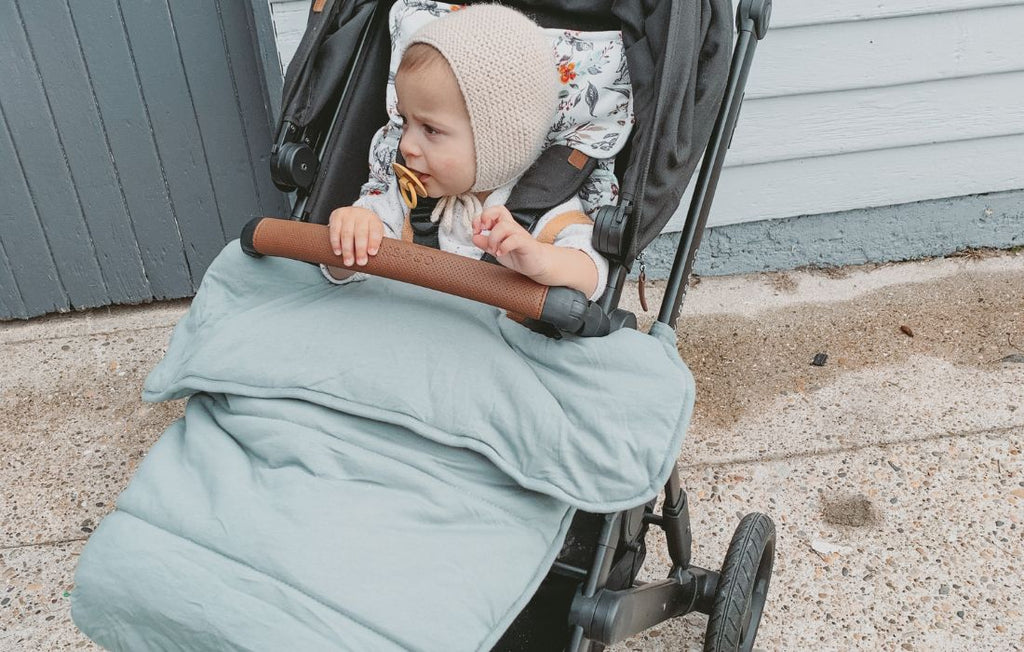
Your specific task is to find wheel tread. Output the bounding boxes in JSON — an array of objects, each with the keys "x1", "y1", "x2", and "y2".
[{"x1": 704, "y1": 513, "x2": 775, "y2": 652}]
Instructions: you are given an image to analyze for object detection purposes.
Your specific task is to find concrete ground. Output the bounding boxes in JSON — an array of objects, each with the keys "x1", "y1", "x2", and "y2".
[{"x1": 1, "y1": 250, "x2": 1021, "y2": 651}]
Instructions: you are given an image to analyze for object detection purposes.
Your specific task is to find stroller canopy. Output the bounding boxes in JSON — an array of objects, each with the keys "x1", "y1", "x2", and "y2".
[{"x1": 279, "y1": 0, "x2": 732, "y2": 259}]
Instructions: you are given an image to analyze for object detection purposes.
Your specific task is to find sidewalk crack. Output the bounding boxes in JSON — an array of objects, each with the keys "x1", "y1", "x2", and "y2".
[
  {"x1": 683, "y1": 423, "x2": 1024, "y2": 469},
  {"x1": 1, "y1": 536, "x2": 89, "y2": 551}
]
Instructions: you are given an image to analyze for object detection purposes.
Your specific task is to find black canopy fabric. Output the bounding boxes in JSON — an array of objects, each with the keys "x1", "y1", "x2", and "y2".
[
  {"x1": 278, "y1": 0, "x2": 733, "y2": 259},
  {"x1": 613, "y1": 0, "x2": 732, "y2": 258}
]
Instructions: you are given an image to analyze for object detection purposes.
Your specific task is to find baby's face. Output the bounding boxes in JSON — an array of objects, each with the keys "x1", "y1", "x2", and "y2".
[{"x1": 395, "y1": 60, "x2": 475, "y2": 198}]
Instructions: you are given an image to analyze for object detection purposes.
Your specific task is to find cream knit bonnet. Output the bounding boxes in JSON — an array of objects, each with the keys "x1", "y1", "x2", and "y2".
[{"x1": 406, "y1": 4, "x2": 560, "y2": 193}]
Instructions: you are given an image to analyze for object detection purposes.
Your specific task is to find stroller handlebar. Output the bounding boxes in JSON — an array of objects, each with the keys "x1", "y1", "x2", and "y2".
[{"x1": 241, "y1": 217, "x2": 610, "y2": 335}]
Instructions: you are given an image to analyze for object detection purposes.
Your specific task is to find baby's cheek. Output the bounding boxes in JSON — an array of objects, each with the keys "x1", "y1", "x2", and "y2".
[{"x1": 437, "y1": 156, "x2": 474, "y2": 189}]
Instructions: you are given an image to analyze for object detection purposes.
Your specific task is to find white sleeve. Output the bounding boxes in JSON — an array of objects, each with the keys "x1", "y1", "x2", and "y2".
[
  {"x1": 352, "y1": 177, "x2": 406, "y2": 240},
  {"x1": 535, "y1": 199, "x2": 609, "y2": 302},
  {"x1": 320, "y1": 265, "x2": 369, "y2": 286}
]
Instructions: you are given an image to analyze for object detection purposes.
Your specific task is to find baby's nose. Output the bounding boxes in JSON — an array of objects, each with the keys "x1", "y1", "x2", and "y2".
[{"x1": 399, "y1": 134, "x2": 419, "y2": 159}]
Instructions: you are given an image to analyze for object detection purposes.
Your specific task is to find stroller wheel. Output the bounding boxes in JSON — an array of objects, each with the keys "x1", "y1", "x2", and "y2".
[{"x1": 704, "y1": 513, "x2": 775, "y2": 652}]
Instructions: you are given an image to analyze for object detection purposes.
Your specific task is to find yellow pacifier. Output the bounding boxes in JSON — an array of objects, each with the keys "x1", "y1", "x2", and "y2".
[{"x1": 392, "y1": 162, "x2": 427, "y2": 209}]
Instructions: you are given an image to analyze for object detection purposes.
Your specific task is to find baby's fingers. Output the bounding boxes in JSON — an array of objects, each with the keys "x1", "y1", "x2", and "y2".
[
  {"x1": 329, "y1": 215, "x2": 344, "y2": 256},
  {"x1": 495, "y1": 231, "x2": 531, "y2": 257},
  {"x1": 368, "y1": 219, "x2": 384, "y2": 256},
  {"x1": 485, "y1": 221, "x2": 517, "y2": 254},
  {"x1": 475, "y1": 209, "x2": 501, "y2": 232},
  {"x1": 340, "y1": 217, "x2": 356, "y2": 266},
  {"x1": 353, "y1": 218, "x2": 370, "y2": 265}
]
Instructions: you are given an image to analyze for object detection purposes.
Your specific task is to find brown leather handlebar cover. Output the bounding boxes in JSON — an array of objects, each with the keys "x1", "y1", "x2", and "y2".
[{"x1": 250, "y1": 218, "x2": 549, "y2": 320}]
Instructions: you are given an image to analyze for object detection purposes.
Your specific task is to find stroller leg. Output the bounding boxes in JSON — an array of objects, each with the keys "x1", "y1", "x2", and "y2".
[
  {"x1": 566, "y1": 513, "x2": 621, "y2": 652},
  {"x1": 660, "y1": 464, "x2": 693, "y2": 570},
  {"x1": 566, "y1": 469, "x2": 720, "y2": 649}
]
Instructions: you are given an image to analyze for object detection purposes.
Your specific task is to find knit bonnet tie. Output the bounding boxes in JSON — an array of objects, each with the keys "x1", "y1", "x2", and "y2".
[{"x1": 431, "y1": 192, "x2": 482, "y2": 237}]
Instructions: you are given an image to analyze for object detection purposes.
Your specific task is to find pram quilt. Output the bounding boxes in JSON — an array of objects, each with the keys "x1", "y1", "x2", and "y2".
[{"x1": 72, "y1": 243, "x2": 695, "y2": 651}]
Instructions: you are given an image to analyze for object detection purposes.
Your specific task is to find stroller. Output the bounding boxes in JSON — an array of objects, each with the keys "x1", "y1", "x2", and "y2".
[
  {"x1": 261, "y1": 0, "x2": 774, "y2": 645},
  {"x1": 71, "y1": 1, "x2": 774, "y2": 650}
]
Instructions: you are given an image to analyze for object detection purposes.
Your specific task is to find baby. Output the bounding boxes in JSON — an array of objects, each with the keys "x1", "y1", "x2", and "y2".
[{"x1": 324, "y1": 4, "x2": 608, "y2": 300}]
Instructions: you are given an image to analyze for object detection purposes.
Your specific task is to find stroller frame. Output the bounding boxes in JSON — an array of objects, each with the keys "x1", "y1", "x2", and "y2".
[{"x1": 264, "y1": 1, "x2": 776, "y2": 649}]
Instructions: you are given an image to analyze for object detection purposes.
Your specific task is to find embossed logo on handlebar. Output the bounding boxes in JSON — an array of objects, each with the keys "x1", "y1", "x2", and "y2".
[{"x1": 385, "y1": 246, "x2": 437, "y2": 267}]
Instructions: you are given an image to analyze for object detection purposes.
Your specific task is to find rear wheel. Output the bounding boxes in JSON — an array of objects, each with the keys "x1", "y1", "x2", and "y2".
[{"x1": 704, "y1": 513, "x2": 775, "y2": 652}]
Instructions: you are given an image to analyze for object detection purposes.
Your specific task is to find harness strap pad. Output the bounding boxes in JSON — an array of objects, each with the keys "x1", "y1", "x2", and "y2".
[{"x1": 535, "y1": 210, "x2": 594, "y2": 246}]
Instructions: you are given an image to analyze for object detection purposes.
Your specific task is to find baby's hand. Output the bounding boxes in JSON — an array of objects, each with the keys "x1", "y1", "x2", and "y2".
[
  {"x1": 328, "y1": 206, "x2": 384, "y2": 266},
  {"x1": 472, "y1": 206, "x2": 550, "y2": 279}
]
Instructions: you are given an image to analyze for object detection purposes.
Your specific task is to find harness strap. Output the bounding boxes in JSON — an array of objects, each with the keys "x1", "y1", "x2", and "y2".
[
  {"x1": 407, "y1": 196, "x2": 440, "y2": 248},
  {"x1": 534, "y1": 210, "x2": 594, "y2": 246}
]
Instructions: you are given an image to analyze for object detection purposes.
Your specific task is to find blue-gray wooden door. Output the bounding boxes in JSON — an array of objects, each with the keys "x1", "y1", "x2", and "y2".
[{"x1": 0, "y1": 0, "x2": 289, "y2": 320}]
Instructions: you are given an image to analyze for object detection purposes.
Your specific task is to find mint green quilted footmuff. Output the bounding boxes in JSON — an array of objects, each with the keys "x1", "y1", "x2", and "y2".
[{"x1": 72, "y1": 243, "x2": 694, "y2": 651}]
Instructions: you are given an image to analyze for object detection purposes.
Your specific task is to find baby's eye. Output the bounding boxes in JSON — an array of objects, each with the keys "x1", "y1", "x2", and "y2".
[{"x1": 424, "y1": 124, "x2": 439, "y2": 135}]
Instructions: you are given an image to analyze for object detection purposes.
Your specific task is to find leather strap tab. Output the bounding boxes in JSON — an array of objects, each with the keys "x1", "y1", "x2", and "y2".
[{"x1": 568, "y1": 149, "x2": 589, "y2": 170}]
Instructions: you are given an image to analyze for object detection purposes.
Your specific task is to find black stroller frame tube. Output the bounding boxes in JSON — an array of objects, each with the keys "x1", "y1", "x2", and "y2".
[
  {"x1": 289, "y1": 3, "x2": 380, "y2": 221},
  {"x1": 657, "y1": 0, "x2": 769, "y2": 329},
  {"x1": 567, "y1": 513, "x2": 621, "y2": 652}
]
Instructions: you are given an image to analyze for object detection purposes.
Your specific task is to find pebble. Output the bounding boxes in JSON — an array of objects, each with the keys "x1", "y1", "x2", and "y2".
[{"x1": 939, "y1": 584, "x2": 950, "y2": 595}]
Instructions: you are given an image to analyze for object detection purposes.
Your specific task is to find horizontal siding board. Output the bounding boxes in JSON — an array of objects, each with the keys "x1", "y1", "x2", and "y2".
[
  {"x1": 669, "y1": 134, "x2": 1024, "y2": 229},
  {"x1": 271, "y1": 1, "x2": 309, "y2": 73},
  {"x1": 0, "y1": 107, "x2": 68, "y2": 317},
  {"x1": 119, "y1": 0, "x2": 226, "y2": 288},
  {"x1": 770, "y1": 0, "x2": 1019, "y2": 28},
  {"x1": 68, "y1": 0, "x2": 193, "y2": 301},
  {"x1": 167, "y1": 0, "x2": 260, "y2": 244},
  {"x1": 20, "y1": 0, "x2": 150, "y2": 305},
  {"x1": 731, "y1": 71, "x2": 1024, "y2": 166},
  {"x1": 0, "y1": 2, "x2": 107, "y2": 310},
  {"x1": 748, "y1": 5, "x2": 1024, "y2": 99},
  {"x1": 219, "y1": 0, "x2": 291, "y2": 224},
  {"x1": 269, "y1": 3, "x2": 1024, "y2": 94}
]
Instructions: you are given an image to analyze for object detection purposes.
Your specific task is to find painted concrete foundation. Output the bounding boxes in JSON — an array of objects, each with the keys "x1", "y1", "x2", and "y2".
[{"x1": 645, "y1": 189, "x2": 1024, "y2": 278}]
